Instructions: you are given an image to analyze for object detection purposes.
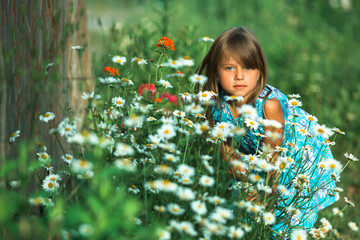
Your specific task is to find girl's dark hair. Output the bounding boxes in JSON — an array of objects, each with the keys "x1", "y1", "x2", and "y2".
[{"x1": 196, "y1": 26, "x2": 267, "y2": 105}]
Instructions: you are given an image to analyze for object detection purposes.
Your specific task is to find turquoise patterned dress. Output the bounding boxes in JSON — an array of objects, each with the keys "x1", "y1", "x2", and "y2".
[{"x1": 211, "y1": 84, "x2": 338, "y2": 232}]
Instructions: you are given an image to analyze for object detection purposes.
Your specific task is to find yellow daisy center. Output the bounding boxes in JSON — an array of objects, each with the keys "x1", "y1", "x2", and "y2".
[
  {"x1": 44, "y1": 113, "x2": 50, "y2": 117},
  {"x1": 41, "y1": 153, "x2": 47, "y2": 159},
  {"x1": 48, "y1": 182, "x2": 54, "y2": 188},
  {"x1": 116, "y1": 100, "x2": 122, "y2": 105},
  {"x1": 280, "y1": 163, "x2": 285, "y2": 169},
  {"x1": 317, "y1": 128, "x2": 325, "y2": 133},
  {"x1": 80, "y1": 160, "x2": 88, "y2": 167},
  {"x1": 202, "y1": 93, "x2": 208, "y2": 97},
  {"x1": 11, "y1": 132, "x2": 15, "y2": 137}
]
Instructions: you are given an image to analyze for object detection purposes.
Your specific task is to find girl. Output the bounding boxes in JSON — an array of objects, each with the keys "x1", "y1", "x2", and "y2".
[{"x1": 197, "y1": 27, "x2": 338, "y2": 235}]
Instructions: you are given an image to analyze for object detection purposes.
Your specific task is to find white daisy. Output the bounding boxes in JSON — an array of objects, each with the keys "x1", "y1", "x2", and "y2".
[
  {"x1": 291, "y1": 229, "x2": 307, "y2": 240},
  {"x1": 237, "y1": 104, "x2": 257, "y2": 118},
  {"x1": 313, "y1": 124, "x2": 333, "y2": 139},
  {"x1": 154, "y1": 164, "x2": 173, "y2": 175},
  {"x1": 199, "y1": 36, "x2": 214, "y2": 42},
  {"x1": 119, "y1": 77, "x2": 134, "y2": 86},
  {"x1": 146, "y1": 116, "x2": 157, "y2": 122},
  {"x1": 177, "y1": 187, "x2": 195, "y2": 201},
  {"x1": 189, "y1": 74, "x2": 208, "y2": 85},
  {"x1": 39, "y1": 112, "x2": 55, "y2": 122},
  {"x1": 131, "y1": 57, "x2": 147, "y2": 65},
  {"x1": 332, "y1": 207, "x2": 344, "y2": 217},
  {"x1": 247, "y1": 204, "x2": 262, "y2": 214},
  {"x1": 195, "y1": 121, "x2": 210, "y2": 134},
  {"x1": 344, "y1": 197, "x2": 355, "y2": 207},
  {"x1": 164, "y1": 153, "x2": 179, "y2": 163},
  {"x1": 177, "y1": 164, "x2": 195, "y2": 177},
  {"x1": 124, "y1": 114, "x2": 144, "y2": 128},
  {"x1": 224, "y1": 95, "x2": 244, "y2": 102},
  {"x1": 157, "y1": 124, "x2": 176, "y2": 140},
  {"x1": 167, "y1": 59, "x2": 183, "y2": 69},
  {"x1": 249, "y1": 173, "x2": 264, "y2": 183},
  {"x1": 309, "y1": 228, "x2": 325, "y2": 239},
  {"x1": 228, "y1": 226, "x2": 244, "y2": 239},
  {"x1": 9, "y1": 130, "x2": 20, "y2": 142},
  {"x1": 207, "y1": 196, "x2": 225, "y2": 205},
  {"x1": 344, "y1": 152, "x2": 358, "y2": 162},
  {"x1": 191, "y1": 200, "x2": 207, "y2": 215},
  {"x1": 332, "y1": 127, "x2": 345, "y2": 135},
  {"x1": 82, "y1": 91, "x2": 101, "y2": 101},
  {"x1": 154, "y1": 179, "x2": 178, "y2": 192},
  {"x1": 71, "y1": 159, "x2": 93, "y2": 173},
  {"x1": 158, "y1": 79, "x2": 173, "y2": 88},
  {"x1": 263, "y1": 212, "x2": 276, "y2": 225},
  {"x1": 112, "y1": 55, "x2": 126, "y2": 65},
  {"x1": 244, "y1": 118, "x2": 259, "y2": 130},
  {"x1": 180, "y1": 92, "x2": 193, "y2": 101},
  {"x1": 42, "y1": 178, "x2": 59, "y2": 192},
  {"x1": 157, "y1": 229, "x2": 171, "y2": 240},
  {"x1": 78, "y1": 224, "x2": 94, "y2": 237},
  {"x1": 71, "y1": 45, "x2": 84, "y2": 50},
  {"x1": 306, "y1": 115, "x2": 318, "y2": 122},
  {"x1": 324, "y1": 158, "x2": 342, "y2": 173},
  {"x1": 98, "y1": 76, "x2": 117, "y2": 85},
  {"x1": 178, "y1": 56, "x2": 195, "y2": 67},
  {"x1": 173, "y1": 110, "x2": 185, "y2": 118},
  {"x1": 167, "y1": 203, "x2": 185, "y2": 215},
  {"x1": 348, "y1": 222, "x2": 359, "y2": 231},
  {"x1": 288, "y1": 98, "x2": 302, "y2": 107},
  {"x1": 199, "y1": 175, "x2": 215, "y2": 187},
  {"x1": 113, "y1": 143, "x2": 135, "y2": 157},
  {"x1": 198, "y1": 91, "x2": 213, "y2": 102},
  {"x1": 287, "y1": 93, "x2": 301, "y2": 98},
  {"x1": 213, "y1": 207, "x2": 234, "y2": 221},
  {"x1": 277, "y1": 184, "x2": 290, "y2": 196},
  {"x1": 154, "y1": 205, "x2": 167, "y2": 213}
]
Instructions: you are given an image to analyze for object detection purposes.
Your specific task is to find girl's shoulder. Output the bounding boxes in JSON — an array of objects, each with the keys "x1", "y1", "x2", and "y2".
[{"x1": 256, "y1": 84, "x2": 289, "y2": 119}]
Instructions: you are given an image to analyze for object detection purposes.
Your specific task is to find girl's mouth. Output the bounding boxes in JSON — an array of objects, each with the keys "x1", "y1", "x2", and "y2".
[{"x1": 233, "y1": 85, "x2": 246, "y2": 89}]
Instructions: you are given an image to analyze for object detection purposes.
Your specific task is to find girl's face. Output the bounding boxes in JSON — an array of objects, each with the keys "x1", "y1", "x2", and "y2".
[{"x1": 218, "y1": 56, "x2": 260, "y2": 104}]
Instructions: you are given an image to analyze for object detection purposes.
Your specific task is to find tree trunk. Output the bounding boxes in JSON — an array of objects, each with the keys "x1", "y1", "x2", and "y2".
[{"x1": 0, "y1": 0, "x2": 93, "y2": 189}]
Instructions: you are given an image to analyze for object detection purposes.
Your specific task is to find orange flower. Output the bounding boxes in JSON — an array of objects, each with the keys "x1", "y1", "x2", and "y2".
[
  {"x1": 155, "y1": 97, "x2": 163, "y2": 103},
  {"x1": 103, "y1": 66, "x2": 120, "y2": 76},
  {"x1": 156, "y1": 36, "x2": 175, "y2": 51}
]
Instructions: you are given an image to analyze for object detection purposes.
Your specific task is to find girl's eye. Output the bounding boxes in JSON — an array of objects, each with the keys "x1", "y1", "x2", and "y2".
[
  {"x1": 244, "y1": 67, "x2": 253, "y2": 70},
  {"x1": 225, "y1": 66, "x2": 234, "y2": 71}
]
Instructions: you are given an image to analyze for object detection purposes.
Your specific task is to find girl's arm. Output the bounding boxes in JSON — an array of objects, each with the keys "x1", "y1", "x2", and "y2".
[
  {"x1": 263, "y1": 99, "x2": 285, "y2": 197},
  {"x1": 263, "y1": 99, "x2": 285, "y2": 156}
]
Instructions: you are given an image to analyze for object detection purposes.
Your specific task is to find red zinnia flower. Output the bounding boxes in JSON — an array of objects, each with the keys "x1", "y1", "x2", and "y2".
[
  {"x1": 156, "y1": 36, "x2": 175, "y2": 51},
  {"x1": 160, "y1": 92, "x2": 178, "y2": 106},
  {"x1": 137, "y1": 84, "x2": 156, "y2": 96}
]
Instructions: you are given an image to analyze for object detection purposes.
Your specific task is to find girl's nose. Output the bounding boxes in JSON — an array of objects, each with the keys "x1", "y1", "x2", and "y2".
[{"x1": 235, "y1": 69, "x2": 244, "y2": 80}]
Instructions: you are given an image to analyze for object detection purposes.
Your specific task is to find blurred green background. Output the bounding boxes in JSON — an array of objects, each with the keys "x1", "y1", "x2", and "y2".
[{"x1": 86, "y1": 0, "x2": 359, "y2": 238}]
